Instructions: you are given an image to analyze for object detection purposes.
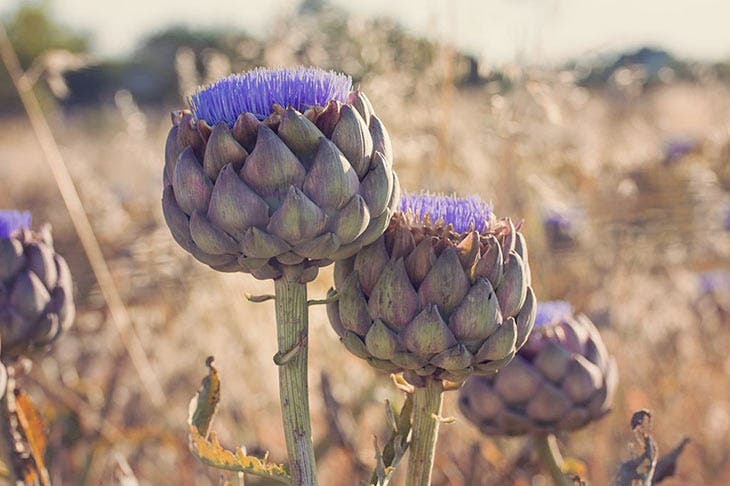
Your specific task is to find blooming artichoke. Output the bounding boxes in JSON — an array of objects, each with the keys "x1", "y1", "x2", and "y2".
[
  {"x1": 0, "y1": 211, "x2": 74, "y2": 358},
  {"x1": 326, "y1": 193, "x2": 536, "y2": 386},
  {"x1": 162, "y1": 67, "x2": 399, "y2": 283},
  {"x1": 458, "y1": 301, "x2": 617, "y2": 436}
]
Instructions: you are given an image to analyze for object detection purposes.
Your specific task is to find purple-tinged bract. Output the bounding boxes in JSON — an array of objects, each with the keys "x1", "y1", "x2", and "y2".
[
  {"x1": 0, "y1": 210, "x2": 31, "y2": 239},
  {"x1": 459, "y1": 302, "x2": 617, "y2": 436},
  {"x1": 399, "y1": 192, "x2": 493, "y2": 233},
  {"x1": 190, "y1": 67, "x2": 352, "y2": 125}
]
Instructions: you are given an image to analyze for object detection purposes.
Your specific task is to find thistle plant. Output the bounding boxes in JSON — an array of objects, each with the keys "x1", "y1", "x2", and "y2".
[
  {"x1": 326, "y1": 192, "x2": 536, "y2": 485},
  {"x1": 459, "y1": 301, "x2": 617, "y2": 484},
  {"x1": 0, "y1": 210, "x2": 74, "y2": 358},
  {"x1": 0, "y1": 210, "x2": 74, "y2": 483},
  {"x1": 161, "y1": 67, "x2": 398, "y2": 485}
]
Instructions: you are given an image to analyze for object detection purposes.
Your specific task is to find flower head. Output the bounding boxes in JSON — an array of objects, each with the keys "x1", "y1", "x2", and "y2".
[
  {"x1": 327, "y1": 190, "x2": 535, "y2": 386},
  {"x1": 663, "y1": 137, "x2": 697, "y2": 164},
  {"x1": 459, "y1": 300, "x2": 616, "y2": 436},
  {"x1": 163, "y1": 66, "x2": 397, "y2": 283},
  {"x1": 190, "y1": 67, "x2": 353, "y2": 125},
  {"x1": 0, "y1": 210, "x2": 31, "y2": 239},
  {"x1": 534, "y1": 300, "x2": 573, "y2": 328},
  {"x1": 399, "y1": 192, "x2": 494, "y2": 233},
  {"x1": 698, "y1": 270, "x2": 729, "y2": 294}
]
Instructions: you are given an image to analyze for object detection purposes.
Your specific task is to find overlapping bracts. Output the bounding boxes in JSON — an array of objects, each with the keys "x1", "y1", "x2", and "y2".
[
  {"x1": 327, "y1": 194, "x2": 536, "y2": 386},
  {"x1": 162, "y1": 68, "x2": 399, "y2": 283},
  {"x1": 0, "y1": 212, "x2": 74, "y2": 357},
  {"x1": 459, "y1": 302, "x2": 617, "y2": 436}
]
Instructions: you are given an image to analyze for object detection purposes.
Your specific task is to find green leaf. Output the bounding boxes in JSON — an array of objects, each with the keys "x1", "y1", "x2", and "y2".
[{"x1": 369, "y1": 393, "x2": 414, "y2": 486}]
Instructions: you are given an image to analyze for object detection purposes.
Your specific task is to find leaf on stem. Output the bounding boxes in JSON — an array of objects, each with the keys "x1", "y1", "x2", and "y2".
[
  {"x1": 369, "y1": 393, "x2": 414, "y2": 486},
  {"x1": 187, "y1": 357, "x2": 291, "y2": 484}
]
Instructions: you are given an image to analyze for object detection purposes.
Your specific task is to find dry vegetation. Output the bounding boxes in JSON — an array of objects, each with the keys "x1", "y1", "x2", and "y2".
[{"x1": 1, "y1": 9, "x2": 730, "y2": 485}]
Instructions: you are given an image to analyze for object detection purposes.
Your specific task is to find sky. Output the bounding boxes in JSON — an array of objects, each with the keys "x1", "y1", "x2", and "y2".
[{"x1": 3, "y1": 0, "x2": 730, "y2": 65}]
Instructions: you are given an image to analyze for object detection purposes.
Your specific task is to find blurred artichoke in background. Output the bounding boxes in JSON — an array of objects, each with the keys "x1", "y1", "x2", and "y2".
[
  {"x1": 459, "y1": 301, "x2": 617, "y2": 436},
  {"x1": 327, "y1": 193, "x2": 536, "y2": 386},
  {"x1": 162, "y1": 67, "x2": 399, "y2": 283},
  {"x1": 0, "y1": 211, "x2": 74, "y2": 358}
]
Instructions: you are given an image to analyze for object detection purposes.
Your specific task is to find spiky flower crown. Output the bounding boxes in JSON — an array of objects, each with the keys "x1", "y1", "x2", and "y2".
[
  {"x1": 0, "y1": 210, "x2": 31, "y2": 239},
  {"x1": 190, "y1": 67, "x2": 353, "y2": 125},
  {"x1": 398, "y1": 192, "x2": 495, "y2": 233}
]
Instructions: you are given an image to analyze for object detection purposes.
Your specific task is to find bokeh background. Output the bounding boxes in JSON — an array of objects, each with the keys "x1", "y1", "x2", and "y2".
[{"x1": 1, "y1": 0, "x2": 729, "y2": 484}]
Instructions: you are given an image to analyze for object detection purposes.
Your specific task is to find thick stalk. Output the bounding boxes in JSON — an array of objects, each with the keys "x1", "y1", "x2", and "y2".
[
  {"x1": 406, "y1": 379, "x2": 444, "y2": 486},
  {"x1": 535, "y1": 434, "x2": 572, "y2": 486},
  {"x1": 274, "y1": 278, "x2": 317, "y2": 486}
]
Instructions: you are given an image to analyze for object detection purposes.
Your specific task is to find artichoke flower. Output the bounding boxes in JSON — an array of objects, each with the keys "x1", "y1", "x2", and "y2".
[
  {"x1": 0, "y1": 211, "x2": 74, "y2": 358},
  {"x1": 326, "y1": 193, "x2": 536, "y2": 386},
  {"x1": 459, "y1": 301, "x2": 617, "y2": 436},
  {"x1": 162, "y1": 67, "x2": 399, "y2": 283}
]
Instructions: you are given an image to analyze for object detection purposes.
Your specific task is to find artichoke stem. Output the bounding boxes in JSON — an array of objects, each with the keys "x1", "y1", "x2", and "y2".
[
  {"x1": 406, "y1": 378, "x2": 444, "y2": 486},
  {"x1": 535, "y1": 434, "x2": 572, "y2": 486},
  {"x1": 274, "y1": 277, "x2": 318, "y2": 486}
]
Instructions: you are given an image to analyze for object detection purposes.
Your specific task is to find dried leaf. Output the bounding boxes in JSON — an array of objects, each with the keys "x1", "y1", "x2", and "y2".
[
  {"x1": 187, "y1": 356, "x2": 221, "y2": 438},
  {"x1": 189, "y1": 427, "x2": 291, "y2": 484},
  {"x1": 187, "y1": 358, "x2": 291, "y2": 484},
  {"x1": 15, "y1": 391, "x2": 51, "y2": 486}
]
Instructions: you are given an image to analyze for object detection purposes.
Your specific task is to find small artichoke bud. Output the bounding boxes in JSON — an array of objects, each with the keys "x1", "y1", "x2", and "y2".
[
  {"x1": 326, "y1": 193, "x2": 536, "y2": 386},
  {"x1": 0, "y1": 211, "x2": 75, "y2": 357},
  {"x1": 459, "y1": 301, "x2": 617, "y2": 436},
  {"x1": 162, "y1": 67, "x2": 400, "y2": 282}
]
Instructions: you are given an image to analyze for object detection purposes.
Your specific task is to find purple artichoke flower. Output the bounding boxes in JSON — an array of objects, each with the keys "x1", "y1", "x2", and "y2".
[
  {"x1": 326, "y1": 192, "x2": 536, "y2": 386},
  {"x1": 543, "y1": 208, "x2": 578, "y2": 250},
  {"x1": 163, "y1": 67, "x2": 399, "y2": 283},
  {"x1": 459, "y1": 300, "x2": 617, "y2": 436},
  {"x1": 663, "y1": 137, "x2": 698, "y2": 164},
  {"x1": 0, "y1": 211, "x2": 74, "y2": 357},
  {"x1": 698, "y1": 270, "x2": 729, "y2": 295}
]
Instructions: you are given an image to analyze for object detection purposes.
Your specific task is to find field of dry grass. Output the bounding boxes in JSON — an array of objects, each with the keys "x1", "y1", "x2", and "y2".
[{"x1": 1, "y1": 29, "x2": 730, "y2": 485}]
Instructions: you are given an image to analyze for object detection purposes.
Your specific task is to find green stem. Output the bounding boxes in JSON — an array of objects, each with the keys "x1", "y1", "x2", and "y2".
[
  {"x1": 535, "y1": 434, "x2": 572, "y2": 486},
  {"x1": 406, "y1": 379, "x2": 444, "y2": 486},
  {"x1": 274, "y1": 278, "x2": 318, "y2": 486}
]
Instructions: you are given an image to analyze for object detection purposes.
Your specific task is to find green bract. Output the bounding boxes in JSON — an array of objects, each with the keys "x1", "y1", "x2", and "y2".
[
  {"x1": 163, "y1": 92, "x2": 399, "y2": 283},
  {"x1": 0, "y1": 226, "x2": 74, "y2": 357},
  {"x1": 327, "y1": 212, "x2": 536, "y2": 386}
]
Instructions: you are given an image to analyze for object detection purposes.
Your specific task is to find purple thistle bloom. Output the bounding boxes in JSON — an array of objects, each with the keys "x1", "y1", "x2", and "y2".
[
  {"x1": 190, "y1": 67, "x2": 353, "y2": 125},
  {"x1": 534, "y1": 300, "x2": 574, "y2": 328},
  {"x1": 399, "y1": 192, "x2": 494, "y2": 233},
  {"x1": 543, "y1": 210, "x2": 572, "y2": 231},
  {"x1": 698, "y1": 270, "x2": 729, "y2": 294},
  {"x1": 663, "y1": 137, "x2": 697, "y2": 164},
  {"x1": 0, "y1": 210, "x2": 31, "y2": 239}
]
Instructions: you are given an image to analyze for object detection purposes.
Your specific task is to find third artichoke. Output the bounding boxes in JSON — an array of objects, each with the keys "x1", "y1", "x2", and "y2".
[{"x1": 459, "y1": 301, "x2": 617, "y2": 436}]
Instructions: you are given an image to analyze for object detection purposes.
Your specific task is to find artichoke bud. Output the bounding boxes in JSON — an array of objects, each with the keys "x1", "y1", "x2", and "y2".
[
  {"x1": 162, "y1": 67, "x2": 399, "y2": 282},
  {"x1": 327, "y1": 193, "x2": 536, "y2": 386},
  {"x1": 0, "y1": 211, "x2": 74, "y2": 357},
  {"x1": 459, "y1": 301, "x2": 617, "y2": 436}
]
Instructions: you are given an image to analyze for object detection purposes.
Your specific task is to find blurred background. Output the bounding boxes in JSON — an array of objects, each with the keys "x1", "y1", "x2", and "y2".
[{"x1": 0, "y1": 0, "x2": 729, "y2": 484}]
